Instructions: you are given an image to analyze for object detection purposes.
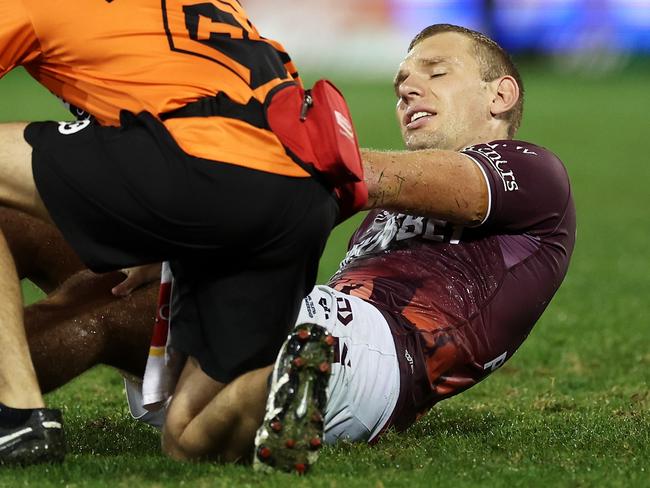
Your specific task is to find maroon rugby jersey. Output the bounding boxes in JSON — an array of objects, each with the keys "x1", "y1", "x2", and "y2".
[{"x1": 328, "y1": 140, "x2": 576, "y2": 432}]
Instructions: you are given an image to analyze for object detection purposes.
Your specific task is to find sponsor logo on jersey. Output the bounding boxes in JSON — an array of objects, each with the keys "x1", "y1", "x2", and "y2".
[
  {"x1": 339, "y1": 211, "x2": 462, "y2": 268},
  {"x1": 464, "y1": 143, "x2": 519, "y2": 192}
]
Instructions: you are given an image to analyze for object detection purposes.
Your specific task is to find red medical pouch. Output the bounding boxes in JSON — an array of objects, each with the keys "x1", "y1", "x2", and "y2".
[{"x1": 266, "y1": 80, "x2": 368, "y2": 221}]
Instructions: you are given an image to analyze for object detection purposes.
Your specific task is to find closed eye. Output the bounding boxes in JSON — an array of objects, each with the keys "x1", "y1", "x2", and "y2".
[{"x1": 430, "y1": 73, "x2": 446, "y2": 78}]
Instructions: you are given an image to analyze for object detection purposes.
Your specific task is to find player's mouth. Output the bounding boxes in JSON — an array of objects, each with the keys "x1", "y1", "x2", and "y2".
[{"x1": 404, "y1": 107, "x2": 437, "y2": 130}]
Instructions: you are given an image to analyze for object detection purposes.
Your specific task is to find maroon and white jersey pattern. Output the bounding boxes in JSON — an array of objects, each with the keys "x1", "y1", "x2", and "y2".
[{"x1": 329, "y1": 140, "x2": 576, "y2": 433}]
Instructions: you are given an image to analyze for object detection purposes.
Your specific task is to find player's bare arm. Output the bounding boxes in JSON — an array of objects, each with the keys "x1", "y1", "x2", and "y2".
[
  {"x1": 1, "y1": 0, "x2": 346, "y2": 467},
  {"x1": 361, "y1": 148, "x2": 488, "y2": 226}
]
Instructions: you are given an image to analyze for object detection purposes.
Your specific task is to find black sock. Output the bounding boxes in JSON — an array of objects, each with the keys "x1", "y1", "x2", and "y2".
[{"x1": 0, "y1": 403, "x2": 33, "y2": 428}]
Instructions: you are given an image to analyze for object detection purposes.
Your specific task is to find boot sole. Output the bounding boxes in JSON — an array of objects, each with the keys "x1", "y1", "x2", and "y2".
[{"x1": 253, "y1": 323, "x2": 334, "y2": 474}]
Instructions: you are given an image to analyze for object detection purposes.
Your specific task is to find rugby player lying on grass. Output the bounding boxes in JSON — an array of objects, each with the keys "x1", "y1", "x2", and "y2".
[{"x1": 11, "y1": 24, "x2": 574, "y2": 473}]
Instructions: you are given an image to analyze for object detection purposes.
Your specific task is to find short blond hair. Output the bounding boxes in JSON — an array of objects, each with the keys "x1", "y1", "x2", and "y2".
[{"x1": 409, "y1": 24, "x2": 524, "y2": 138}]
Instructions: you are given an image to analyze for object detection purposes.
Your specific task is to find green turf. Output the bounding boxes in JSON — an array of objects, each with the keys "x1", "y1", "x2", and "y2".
[{"x1": 0, "y1": 63, "x2": 649, "y2": 486}]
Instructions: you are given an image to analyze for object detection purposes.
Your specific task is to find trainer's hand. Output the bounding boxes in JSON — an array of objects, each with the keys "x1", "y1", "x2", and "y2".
[{"x1": 111, "y1": 263, "x2": 162, "y2": 296}]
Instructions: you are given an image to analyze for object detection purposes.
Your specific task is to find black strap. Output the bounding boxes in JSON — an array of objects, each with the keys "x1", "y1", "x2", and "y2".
[
  {"x1": 157, "y1": 83, "x2": 332, "y2": 189},
  {"x1": 159, "y1": 92, "x2": 268, "y2": 129}
]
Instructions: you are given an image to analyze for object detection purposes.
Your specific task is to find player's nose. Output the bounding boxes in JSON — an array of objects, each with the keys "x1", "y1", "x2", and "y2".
[{"x1": 397, "y1": 74, "x2": 425, "y2": 103}]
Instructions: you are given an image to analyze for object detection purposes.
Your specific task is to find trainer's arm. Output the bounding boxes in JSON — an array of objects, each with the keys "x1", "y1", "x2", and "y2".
[
  {"x1": 361, "y1": 149, "x2": 488, "y2": 226},
  {"x1": 111, "y1": 263, "x2": 162, "y2": 296}
]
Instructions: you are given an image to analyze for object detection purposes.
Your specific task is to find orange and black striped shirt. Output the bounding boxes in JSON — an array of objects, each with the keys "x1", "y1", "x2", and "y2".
[{"x1": 0, "y1": 0, "x2": 309, "y2": 177}]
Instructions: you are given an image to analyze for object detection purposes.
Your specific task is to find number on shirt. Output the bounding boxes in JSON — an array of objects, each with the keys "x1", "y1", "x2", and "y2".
[{"x1": 162, "y1": 0, "x2": 287, "y2": 88}]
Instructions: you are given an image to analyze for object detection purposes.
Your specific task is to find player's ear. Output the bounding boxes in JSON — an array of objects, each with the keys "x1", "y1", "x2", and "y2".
[{"x1": 489, "y1": 75, "x2": 519, "y2": 117}]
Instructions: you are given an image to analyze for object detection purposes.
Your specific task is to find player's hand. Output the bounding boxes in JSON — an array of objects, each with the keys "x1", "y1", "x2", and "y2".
[{"x1": 111, "y1": 263, "x2": 162, "y2": 296}]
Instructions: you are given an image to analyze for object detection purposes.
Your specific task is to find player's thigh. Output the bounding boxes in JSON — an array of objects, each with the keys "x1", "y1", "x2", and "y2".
[
  {"x1": 0, "y1": 123, "x2": 49, "y2": 221},
  {"x1": 25, "y1": 270, "x2": 127, "y2": 346},
  {"x1": 0, "y1": 207, "x2": 83, "y2": 291}
]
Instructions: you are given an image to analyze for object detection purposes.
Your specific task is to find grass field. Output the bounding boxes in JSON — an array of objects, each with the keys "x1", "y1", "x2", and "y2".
[{"x1": 0, "y1": 62, "x2": 649, "y2": 487}]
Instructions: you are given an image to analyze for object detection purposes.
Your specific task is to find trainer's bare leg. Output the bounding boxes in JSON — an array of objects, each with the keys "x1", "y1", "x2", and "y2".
[
  {"x1": 0, "y1": 206, "x2": 155, "y2": 391},
  {"x1": 162, "y1": 360, "x2": 271, "y2": 462},
  {"x1": 0, "y1": 123, "x2": 53, "y2": 408}
]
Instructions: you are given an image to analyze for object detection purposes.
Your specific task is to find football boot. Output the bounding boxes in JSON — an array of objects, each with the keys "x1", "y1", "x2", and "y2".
[
  {"x1": 254, "y1": 323, "x2": 334, "y2": 474},
  {"x1": 0, "y1": 408, "x2": 65, "y2": 465}
]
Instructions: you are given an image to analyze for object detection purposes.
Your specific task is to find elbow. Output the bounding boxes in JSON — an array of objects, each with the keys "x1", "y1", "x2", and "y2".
[
  {"x1": 458, "y1": 199, "x2": 488, "y2": 227},
  {"x1": 466, "y1": 202, "x2": 488, "y2": 227}
]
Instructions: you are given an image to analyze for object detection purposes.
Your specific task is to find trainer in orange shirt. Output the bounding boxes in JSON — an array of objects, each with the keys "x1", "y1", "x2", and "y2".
[{"x1": 0, "y1": 0, "x2": 357, "y2": 464}]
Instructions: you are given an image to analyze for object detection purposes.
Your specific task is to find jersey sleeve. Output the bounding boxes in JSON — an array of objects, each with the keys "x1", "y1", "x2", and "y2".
[
  {"x1": 461, "y1": 140, "x2": 572, "y2": 237},
  {"x1": 0, "y1": 0, "x2": 40, "y2": 76}
]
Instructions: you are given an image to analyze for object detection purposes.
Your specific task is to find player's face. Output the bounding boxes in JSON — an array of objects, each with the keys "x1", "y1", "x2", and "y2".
[{"x1": 394, "y1": 32, "x2": 494, "y2": 151}]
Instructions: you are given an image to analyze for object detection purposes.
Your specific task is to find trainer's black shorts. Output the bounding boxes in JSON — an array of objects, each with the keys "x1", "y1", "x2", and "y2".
[{"x1": 26, "y1": 112, "x2": 339, "y2": 382}]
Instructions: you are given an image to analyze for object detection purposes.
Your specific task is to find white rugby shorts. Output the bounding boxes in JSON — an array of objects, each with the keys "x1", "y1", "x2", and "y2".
[{"x1": 296, "y1": 285, "x2": 400, "y2": 444}]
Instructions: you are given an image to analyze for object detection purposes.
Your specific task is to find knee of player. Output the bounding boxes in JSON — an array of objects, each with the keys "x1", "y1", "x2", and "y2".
[
  {"x1": 160, "y1": 410, "x2": 210, "y2": 461},
  {"x1": 161, "y1": 423, "x2": 195, "y2": 461},
  {"x1": 161, "y1": 423, "x2": 233, "y2": 463},
  {"x1": 160, "y1": 427, "x2": 191, "y2": 461}
]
